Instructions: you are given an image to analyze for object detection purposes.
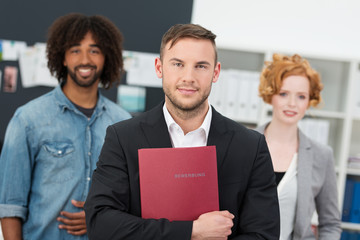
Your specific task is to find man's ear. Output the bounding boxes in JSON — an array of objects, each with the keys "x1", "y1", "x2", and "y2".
[
  {"x1": 212, "y1": 62, "x2": 221, "y2": 83},
  {"x1": 155, "y1": 57, "x2": 163, "y2": 79}
]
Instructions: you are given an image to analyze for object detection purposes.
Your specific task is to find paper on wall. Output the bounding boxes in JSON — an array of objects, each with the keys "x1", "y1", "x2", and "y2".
[
  {"x1": 1, "y1": 40, "x2": 27, "y2": 61},
  {"x1": 19, "y1": 43, "x2": 58, "y2": 88},
  {"x1": 123, "y1": 50, "x2": 161, "y2": 88}
]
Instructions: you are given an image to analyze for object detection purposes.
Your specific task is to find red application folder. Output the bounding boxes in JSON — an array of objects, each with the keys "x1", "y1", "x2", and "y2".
[{"x1": 138, "y1": 146, "x2": 219, "y2": 221}]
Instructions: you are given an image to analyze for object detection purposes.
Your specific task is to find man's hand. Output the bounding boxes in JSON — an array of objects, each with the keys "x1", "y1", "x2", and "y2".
[
  {"x1": 191, "y1": 210, "x2": 234, "y2": 240},
  {"x1": 57, "y1": 200, "x2": 87, "y2": 236}
]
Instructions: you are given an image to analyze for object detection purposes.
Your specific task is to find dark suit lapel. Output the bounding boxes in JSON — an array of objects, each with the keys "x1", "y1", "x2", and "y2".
[
  {"x1": 207, "y1": 107, "x2": 234, "y2": 170},
  {"x1": 140, "y1": 103, "x2": 173, "y2": 148}
]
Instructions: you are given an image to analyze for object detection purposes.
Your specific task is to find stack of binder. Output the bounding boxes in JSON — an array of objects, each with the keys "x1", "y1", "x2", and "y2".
[
  {"x1": 210, "y1": 69, "x2": 261, "y2": 122},
  {"x1": 342, "y1": 178, "x2": 360, "y2": 223},
  {"x1": 348, "y1": 156, "x2": 360, "y2": 169},
  {"x1": 298, "y1": 118, "x2": 330, "y2": 145},
  {"x1": 341, "y1": 230, "x2": 360, "y2": 240}
]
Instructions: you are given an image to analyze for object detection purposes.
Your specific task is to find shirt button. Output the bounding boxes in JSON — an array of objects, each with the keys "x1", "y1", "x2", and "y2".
[
  {"x1": 87, "y1": 177, "x2": 91, "y2": 181},
  {"x1": 88, "y1": 152, "x2": 91, "y2": 156},
  {"x1": 57, "y1": 150, "x2": 62, "y2": 154}
]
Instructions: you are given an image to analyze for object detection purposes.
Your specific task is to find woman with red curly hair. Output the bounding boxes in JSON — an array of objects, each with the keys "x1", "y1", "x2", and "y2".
[{"x1": 256, "y1": 53, "x2": 341, "y2": 240}]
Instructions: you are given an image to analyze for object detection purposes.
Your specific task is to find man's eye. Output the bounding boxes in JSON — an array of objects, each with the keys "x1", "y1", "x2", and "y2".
[
  {"x1": 174, "y1": 63, "x2": 183, "y2": 67},
  {"x1": 90, "y1": 49, "x2": 100, "y2": 54}
]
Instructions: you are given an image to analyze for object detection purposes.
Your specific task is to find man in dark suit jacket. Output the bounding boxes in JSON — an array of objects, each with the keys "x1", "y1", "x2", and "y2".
[{"x1": 84, "y1": 23, "x2": 280, "y2": 240}]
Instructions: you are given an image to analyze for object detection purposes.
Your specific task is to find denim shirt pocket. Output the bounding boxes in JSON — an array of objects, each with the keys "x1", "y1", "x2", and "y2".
[
  {"x1": 41, "y1": 141, "x2": 76, "y2": 183},
  {"x1": 44, "y1": 141, "x2": 75, "y2": 157}
]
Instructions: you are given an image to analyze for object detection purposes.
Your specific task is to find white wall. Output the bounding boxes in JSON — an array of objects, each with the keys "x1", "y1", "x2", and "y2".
[{"x1": 191, "y1": 0, "x2": 360, "y2": 59}]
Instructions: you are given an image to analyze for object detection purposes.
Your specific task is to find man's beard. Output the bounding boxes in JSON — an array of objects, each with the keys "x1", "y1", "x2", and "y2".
[
  {"x1": 67, "y1": 65, "x2": 102, "y2": 87},
  {"x1": 165, "y1": 88, "x2": 208, "y2": 112},
  {"x1": 163, "y1": 74, "x2": 211, "y2": 113}
]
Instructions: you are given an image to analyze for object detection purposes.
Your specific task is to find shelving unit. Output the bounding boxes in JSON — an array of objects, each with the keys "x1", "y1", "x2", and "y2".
[
  {"x1": 342, "y1": 222, "x2": 360, "y2": 232},
  {"x1": 214, "y1": 46, "x2": 360, "y2": 233}
]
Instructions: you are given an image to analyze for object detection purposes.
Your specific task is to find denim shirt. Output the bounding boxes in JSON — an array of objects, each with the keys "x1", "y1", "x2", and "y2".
[{"x1": 0, "y1": 85, "x2": 131, "y2": 239}]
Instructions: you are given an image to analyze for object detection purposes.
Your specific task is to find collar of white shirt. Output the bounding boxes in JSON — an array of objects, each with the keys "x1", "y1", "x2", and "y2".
[{"x1": 162, "y1": 102, "x2": 212, "y2": 148}]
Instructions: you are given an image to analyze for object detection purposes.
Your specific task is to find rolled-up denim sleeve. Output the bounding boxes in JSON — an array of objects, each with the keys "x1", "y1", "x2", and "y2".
[
  {"x1": 0, "y1": 111, "x2": 32, "y2": 221},
  {"x1": 0, "y1": 204, "x2": 27, "y2": 220}
]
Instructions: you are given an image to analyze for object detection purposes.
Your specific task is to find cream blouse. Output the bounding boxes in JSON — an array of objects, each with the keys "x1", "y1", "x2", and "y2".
[{"x1": 278, "y1": 153, "x2": 298, "y2": 240}]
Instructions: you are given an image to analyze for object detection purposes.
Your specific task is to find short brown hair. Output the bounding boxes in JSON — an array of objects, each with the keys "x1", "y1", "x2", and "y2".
[
  {"x1": 47, "y1": 13, "x2": 124, "y2": 89},
  {"x1": 259, "y1": 53, "x2": 323, "y2": 107},
  {"x1": 159, "y1": 24, "x2": 217, "y2": 64}
]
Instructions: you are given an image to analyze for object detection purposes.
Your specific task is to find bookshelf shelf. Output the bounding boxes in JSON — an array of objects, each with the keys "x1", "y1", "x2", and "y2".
[
  {"x1": 342, "y1": 222, "x2": 360, "y2": 231},
  {"x1": 346, "y1": 168, "x2": 360, "y2": 176},
  {"x1": 353, "y1": 116, "x2": 360, "y2": 121},
  {"x1": 306, "y1": 109, "x2": 346, "y2": 119},
  {"x1": 231, "y1": 118, "x2": 258, "y2": 125}
]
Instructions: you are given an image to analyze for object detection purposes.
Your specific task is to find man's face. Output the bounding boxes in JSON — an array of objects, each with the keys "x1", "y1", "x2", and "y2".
[
  {"x1": 155, "y1": 38, "x2": 220, "y2": 112},
  {"x1": 63, "y1": 32, "x2": 105, "y2": 88}
]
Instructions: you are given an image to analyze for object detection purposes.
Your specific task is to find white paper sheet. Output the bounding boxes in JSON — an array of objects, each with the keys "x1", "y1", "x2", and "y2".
[
  {"x1": 123, "y1": 50, "x2": 161, "y2": 88},
  {"x1": 19, "y1": 43, "x2": 58, "y2": 88},
  {"x1": 19, "y1": 46, "x2": 37, "y2": 87},
  {"x1": 33, "y1": 43, "x2": 58, "y2": 87},
  {"x1": 1, "y1": 40, "x2": 27, "y2": 61}
]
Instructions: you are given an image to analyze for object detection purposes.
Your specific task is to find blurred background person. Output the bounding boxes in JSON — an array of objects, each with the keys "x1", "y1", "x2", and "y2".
[
  {"x1": 0, "y1": 13, "x2": 131, "y2": 240},
  {"x1": 256, "y1": 53, "x2": 341, "y2": 240}
]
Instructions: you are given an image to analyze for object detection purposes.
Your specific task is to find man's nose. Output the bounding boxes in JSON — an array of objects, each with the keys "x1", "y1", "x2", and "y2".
[
  {"x1": 80, "y1": 52, "x2": 91, "y2": 65},
  {"x1": 182, "y1": 67, "x2": 195, "y2": 82}
]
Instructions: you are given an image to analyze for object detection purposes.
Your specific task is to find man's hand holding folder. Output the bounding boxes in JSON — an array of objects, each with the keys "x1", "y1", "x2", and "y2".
[{"x1": 191, "y1": 211, "x2": 234, "y2": 240}]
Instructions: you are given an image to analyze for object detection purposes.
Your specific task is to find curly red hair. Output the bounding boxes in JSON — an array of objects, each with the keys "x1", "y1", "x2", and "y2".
[{"x1": 259, "y1": 53, "x2": 323, "y2": 107}]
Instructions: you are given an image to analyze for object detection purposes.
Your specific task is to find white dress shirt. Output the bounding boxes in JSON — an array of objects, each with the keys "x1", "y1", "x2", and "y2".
[{"x1": 162, "y1": 103, "x2": 212, "y2": 148}]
